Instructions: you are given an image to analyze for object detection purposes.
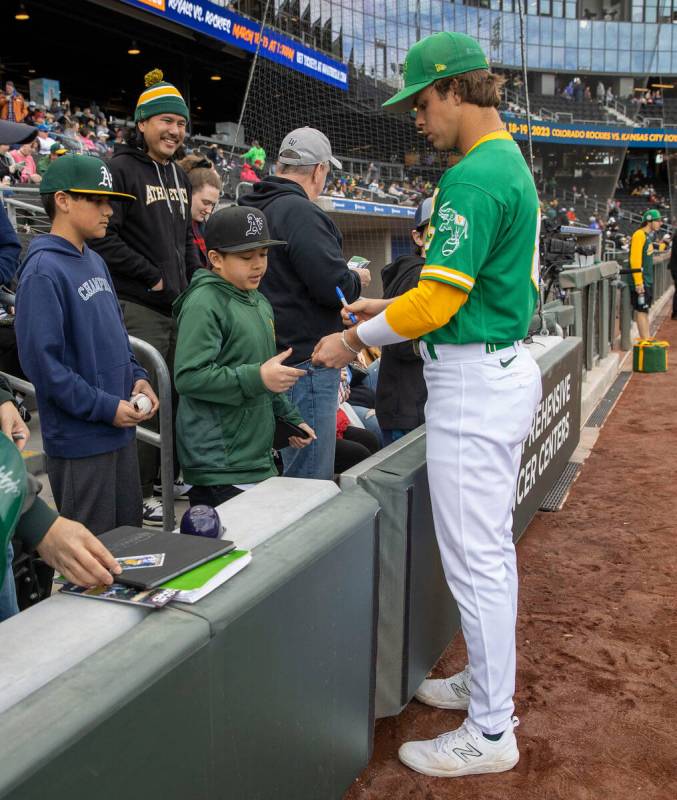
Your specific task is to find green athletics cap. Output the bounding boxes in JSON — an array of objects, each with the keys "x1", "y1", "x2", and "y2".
[
  {"x1": 383, "y1": 32, "x2": 489, "y2": 113},
  {"x1": 642, "y1": 209, "x2": 662, "y2": 223},
  {"x1": 40, "y1": 154, "x2": 136, "y2": 201}
]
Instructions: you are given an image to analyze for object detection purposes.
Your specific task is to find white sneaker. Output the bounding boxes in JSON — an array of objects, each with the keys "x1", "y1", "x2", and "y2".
[
  {"x1": 153, "y1": 479, "x2": 192, "y2": 500},
  {"x1": 415, "y1": 664, "x2": 472, "y2": 709},
  {"x1": 142, "y1": 499, "x2": 164, "y2": 527},
  {"x1": 398, "y1": 717, "x2": 520, "y2": 778}
]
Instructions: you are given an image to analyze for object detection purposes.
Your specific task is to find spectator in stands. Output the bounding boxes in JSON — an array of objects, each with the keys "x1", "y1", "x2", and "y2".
[
  {"x1": 173, "y1": 206, "x2": 314, "y2": 506},
  {"x1": 89, "y1": 69, "x2": 200, "y2": 525},
  {"x1": 37, "y1": 142, "x2": 67, "y2": 177},
  {"x1": 589, "y1": 216, "x2": 601, "y2": 230},
  {"x1": 574, "y1": 78, "x2": 584, "y2": 102},
  {"x1": 239, "y1": 127, "x2": 369, "y2": 480},
  {"x1": 376, "y1": 198, "x2": 431, "y2": 444},
  {"x1": 35, "y1": 125, "x2": 56, "y2": 156},
  {"x1": 605, "y1": 86, "x2": 614, "y2": 105},
  {"x1": 16, "y1": 155, "x2": 159, "y2": 535},
  {"x1": 0, "y1": 82, "x2": 28, "y2": 123},
  {"x1": 566, "y1": 207, "x2": 577, "y2": 223},
  {"x1": 93, "y1": 131, "x2": 111, "y2": 158},
  {"x1": 240, "y1": 161, "x2": 260, "y2": 184},
  {"x1": 584, "y1": 85, "x2": 592, "y2": 102},
  {"x1": 242, "y1": 139, "x2": 266, "y2": 172},
  {"x1": 10, "y1": 140, "x2": 41, "y2": 185},
  {"x1": 0, "y1": 144, "x2": 19, "y2": 185},
  {"x1": 596, "y1": 81, "x2": 605, "y2": 104},
  {"x1": 179, "y1": 154, "x2": 222, "y2": 272},
  {"x1": 0, "y1": 134, "x2": 22, "y2": 284}
]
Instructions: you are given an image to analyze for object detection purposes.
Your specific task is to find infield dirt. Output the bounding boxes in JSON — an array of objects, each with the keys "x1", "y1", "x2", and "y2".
[{"x1": 345, "y1": 317, "x2": 676, "y2": 800}]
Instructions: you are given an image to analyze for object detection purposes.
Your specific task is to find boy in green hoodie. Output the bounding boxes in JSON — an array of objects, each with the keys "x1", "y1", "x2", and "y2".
[{"x1": 173, "y1": 206, "x2": 315, "y2": 507}]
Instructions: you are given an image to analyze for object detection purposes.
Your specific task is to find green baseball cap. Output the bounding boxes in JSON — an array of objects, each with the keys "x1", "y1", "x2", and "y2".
[
  {"x1": 642, "y1": 209, "x2": 662, "y2": 223},
  {"x1": 40, "y1": 154, "x2": 135, "y2": 201},
  {"x1": 383, "y1": 32, "x2": 489, "y2": 113}
]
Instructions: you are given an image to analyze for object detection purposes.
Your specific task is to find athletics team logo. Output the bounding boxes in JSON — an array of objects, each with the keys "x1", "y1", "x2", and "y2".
[
  {"x1": 437, "y1": 202, "x2": 468, "y2": 256},
  {"x1": 99, "y1": 166, "x2": 113, "y2": 190}
]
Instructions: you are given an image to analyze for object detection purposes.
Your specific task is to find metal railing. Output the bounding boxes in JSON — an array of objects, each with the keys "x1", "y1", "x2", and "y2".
[
  {"x1": 1, "y1": 337, "x2": 176, "y2": 532},
  {"x1": 556, "y1": 252, "x2": 672, "y2": 372}
]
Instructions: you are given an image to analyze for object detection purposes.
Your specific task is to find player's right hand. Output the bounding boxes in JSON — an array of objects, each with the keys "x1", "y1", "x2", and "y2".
[
  {"x1": 112, "y1": 400, "x2": 147, "y2": 428},
  {"x1": 36, "y1": 517, "x2": 122, "y2": 587},
  {"x1": 341, "y1": 297, "x2": 391, "y2": 325},
  {"x1": 260, "y1": 348, "x2": 306, "y2": 393}
]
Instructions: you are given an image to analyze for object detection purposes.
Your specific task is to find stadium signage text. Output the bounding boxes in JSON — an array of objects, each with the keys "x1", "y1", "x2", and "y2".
[
  {"x1": 121, "y1": 0, "x2": 348, "y2": 90},
  {"x1": 512, "y1": 340, "x2": 583, "y2": 535},
  {"x1": 328, "y1": 199, "x2": 416, "y2": 219},
  {"x1": 503, "y1": 114, "x2": 677, "y2": 149}
]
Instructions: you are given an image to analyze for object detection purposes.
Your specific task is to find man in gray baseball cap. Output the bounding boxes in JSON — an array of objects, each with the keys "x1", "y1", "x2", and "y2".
[{"x1": 239, "y1": 127, "x2": 371, "y2": 480}]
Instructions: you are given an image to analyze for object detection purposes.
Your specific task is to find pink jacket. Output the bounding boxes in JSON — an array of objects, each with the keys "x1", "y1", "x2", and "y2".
[{"x1": 10, "y1": 150, "x2": 37, "y2": 183}]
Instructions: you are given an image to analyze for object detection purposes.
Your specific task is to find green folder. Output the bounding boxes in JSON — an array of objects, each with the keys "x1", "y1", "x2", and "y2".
[{"x1": 161, "y1": 550, "x2": 249, "y2": 591}]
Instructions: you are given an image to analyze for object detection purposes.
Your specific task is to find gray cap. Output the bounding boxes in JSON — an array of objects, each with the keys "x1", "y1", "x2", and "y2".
[{"x1": 278, "y1": 127, "x2": 342, "y2": 170}]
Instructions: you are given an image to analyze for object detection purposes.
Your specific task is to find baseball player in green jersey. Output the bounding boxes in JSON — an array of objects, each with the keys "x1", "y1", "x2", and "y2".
[
  {"x1": 629, "y1": 209, "x2": 662, "y2": 339},
  {"x1": 313, "y1": 31, "x2": 542, "y2": 778}
]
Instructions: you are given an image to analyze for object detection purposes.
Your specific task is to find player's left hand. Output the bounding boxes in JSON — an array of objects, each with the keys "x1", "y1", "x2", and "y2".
[
  {"x1": 131, "y1": 379, "x2": 159, "y2": 419},
  {"x1": 312, "y1": 333, "x2": 355, "y2": 368},
  {"x1": 289, "y1": 422, "x2": 316, "y2": 449}
]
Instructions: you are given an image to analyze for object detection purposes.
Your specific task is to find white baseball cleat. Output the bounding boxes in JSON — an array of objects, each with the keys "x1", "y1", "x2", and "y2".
[
  {"x1": 398, "y1": 717, "x2": 520, "y2": 778},
  {"x1": 415, "y1": 664, "x2": 472, "y2": 709}
]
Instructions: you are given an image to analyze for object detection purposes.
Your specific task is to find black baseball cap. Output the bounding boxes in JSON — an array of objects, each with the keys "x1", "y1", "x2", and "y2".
[{"x1": 205, "y1": 206, "x2": 286, "y2": 253}]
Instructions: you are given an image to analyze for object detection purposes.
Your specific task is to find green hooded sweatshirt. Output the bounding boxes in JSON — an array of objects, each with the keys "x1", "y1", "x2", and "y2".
[{"x1": 173, "y1": 269, "x2": 304, "y2": 487}]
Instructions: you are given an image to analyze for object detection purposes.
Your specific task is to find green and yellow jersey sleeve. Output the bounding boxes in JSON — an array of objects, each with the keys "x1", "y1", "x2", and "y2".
[{"x1": 629, "y1": 229, "x2": 646, "y2": 289}]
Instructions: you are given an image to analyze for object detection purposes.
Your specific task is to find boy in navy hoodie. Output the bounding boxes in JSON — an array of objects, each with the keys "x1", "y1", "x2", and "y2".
[{"x1": 15, "y1": 155, "x2": 159, "y2": 535}]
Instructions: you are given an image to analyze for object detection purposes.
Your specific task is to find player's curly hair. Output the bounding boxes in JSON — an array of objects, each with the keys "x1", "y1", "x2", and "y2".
[{"x1": 433, "y1": 70, "x2": 505, "y2": 109}]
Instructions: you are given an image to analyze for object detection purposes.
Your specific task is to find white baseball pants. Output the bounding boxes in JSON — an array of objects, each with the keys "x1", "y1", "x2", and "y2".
[{"x1": 421, "y1": 341, "x2": 542, "y2": 734}]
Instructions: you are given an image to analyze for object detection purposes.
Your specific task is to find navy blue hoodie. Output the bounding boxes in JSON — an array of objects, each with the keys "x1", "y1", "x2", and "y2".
[{"x1": 15, "y1": 235, "x2": 147, "y2": 459}]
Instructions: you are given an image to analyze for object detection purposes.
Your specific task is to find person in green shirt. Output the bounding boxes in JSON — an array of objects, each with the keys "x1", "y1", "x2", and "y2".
[
  {"x1": 242, "y1": 139, "x2": 266, "y2": 172},
  {"x1": 37, "y1": 142, "x2": 67, "y2": 177},
  {"x1": 173, "y1": 205, "x2": 315, "y2": 508},
  {"x1": 0, "y1": 376, "x2": 121, "y2": 621},
  {"x1": 313, "y1": 31, "x2": 542, "y2": 778}
]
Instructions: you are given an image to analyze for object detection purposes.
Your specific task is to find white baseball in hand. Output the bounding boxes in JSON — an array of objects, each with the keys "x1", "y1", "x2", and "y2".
[{"x1": 131, "y1": 393, "x2": 152, "y2": 414}]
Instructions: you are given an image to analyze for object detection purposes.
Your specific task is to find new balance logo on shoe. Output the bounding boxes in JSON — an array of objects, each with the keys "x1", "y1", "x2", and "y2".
[{"x1": 451, "y1": 743, "x2": 483, "y2": 763}]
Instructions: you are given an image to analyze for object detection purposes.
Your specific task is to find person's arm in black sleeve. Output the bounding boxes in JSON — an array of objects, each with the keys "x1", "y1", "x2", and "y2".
[
  {"x1": 184, "y1": 212, "x2": 202, "y2": 278},
  {"x1": 0, "y1": 202, "x2": 21, "y2": 286},
  {"x1": 283, "y1": 203, "x2": 361, "y2": 307}
]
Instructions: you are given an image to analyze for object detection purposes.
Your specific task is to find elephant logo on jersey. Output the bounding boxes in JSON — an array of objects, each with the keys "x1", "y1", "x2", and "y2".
[
  {"x1": 437, "y1": 202, "x2": 468, "y2": 256},
  {"x1": 245, "y1": 213, "x2": 264, "y2": 237}
]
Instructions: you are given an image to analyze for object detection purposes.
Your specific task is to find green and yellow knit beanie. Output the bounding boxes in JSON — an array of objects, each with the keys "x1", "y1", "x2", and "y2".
[{"x1": 134, "y1": 69, "x2": 190, "y2": 123}]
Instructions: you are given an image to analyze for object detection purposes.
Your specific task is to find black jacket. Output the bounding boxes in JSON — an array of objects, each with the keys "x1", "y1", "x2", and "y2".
[
  {"x1": 239, "y1": 177, "x2": 361, "y2": 364},
  {"x1": 375, "y1": 254, "x2": 427, "y2": 431},
  {"x1": 669, "y1": 243, "x2": 677, "y2": 277},
  {"x1": 90, "y1": 144, "x2": 200, "y2": 316}
]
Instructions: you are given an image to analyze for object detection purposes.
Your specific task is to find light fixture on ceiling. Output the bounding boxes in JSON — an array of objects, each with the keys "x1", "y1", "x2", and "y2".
[
  {"x1": 210, "y1": 74, "x2": 222, "y2": 81},
  {"x1": 128, "y1": 41, "x2": 141, "y2": 55},
  {"x1": 15, "y1": 3, "x2": 30, "y2": 20}
]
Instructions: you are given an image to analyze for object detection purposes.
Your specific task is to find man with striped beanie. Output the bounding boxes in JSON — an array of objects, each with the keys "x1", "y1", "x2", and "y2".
[{"x1": 91, "y1": 70, "x2": 201, "y2": 525}]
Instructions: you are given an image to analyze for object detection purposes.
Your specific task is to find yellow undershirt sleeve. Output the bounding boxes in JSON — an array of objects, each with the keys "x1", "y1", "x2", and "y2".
[
  {"x1": 384, "y1": 279, "x2": 468, "y2": 340},
  {"x1": 629, "y1": 230, "x2": 646, "y2": 288}
]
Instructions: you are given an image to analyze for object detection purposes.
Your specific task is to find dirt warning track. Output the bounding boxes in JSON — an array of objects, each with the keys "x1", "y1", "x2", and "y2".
[{"x1": 346, "y1": 319, "x2": 676, "y2": 800}]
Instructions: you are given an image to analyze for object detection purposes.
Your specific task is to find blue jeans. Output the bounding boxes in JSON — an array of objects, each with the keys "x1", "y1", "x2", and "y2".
[
  {"x1": 382, "y1": 428, "x2": 410, "y2": 446},
  {"x1": 0, "y1": 543, "x2": 19, "y2": 623},
  {"x1": 282, "y1": 361, "x2": 340, "y2": 480}
]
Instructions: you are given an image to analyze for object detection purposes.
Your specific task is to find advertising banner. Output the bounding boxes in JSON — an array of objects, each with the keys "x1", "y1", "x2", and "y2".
[
  {"x1": 120, "y1": 0, "x2": 348, "y2": 90},
  {"x1": 503, "y1": 113, "x2": 677, "y2": 149},
  {"x1": 513, "y1": 338, "x2": 583, "y2": 538}
]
